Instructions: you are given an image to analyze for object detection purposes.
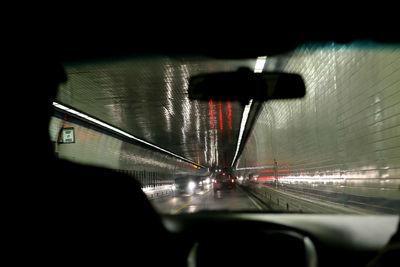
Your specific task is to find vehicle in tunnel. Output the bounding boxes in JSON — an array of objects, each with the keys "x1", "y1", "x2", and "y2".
[
  {"x1": 172, "y1": 176, "x2": 205, "y2": 196},
  {"x1": 20, "y1": 24, "x2": 400, "y2": 266},
  {"x1": 213, "y1": 172, "x2": 236, "y2": 191}
]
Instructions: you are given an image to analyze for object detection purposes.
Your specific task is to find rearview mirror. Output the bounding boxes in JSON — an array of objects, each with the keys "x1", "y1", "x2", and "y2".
[{"x1": 188, "y1": 67, "x2": 305, "y2": 105}]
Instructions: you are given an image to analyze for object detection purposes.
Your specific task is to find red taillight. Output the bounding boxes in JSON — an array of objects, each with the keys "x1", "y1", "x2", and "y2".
[
  {"x1": 214, "y1": 179, "x2": 218, "y2": 184},
  {"x1": 231, "y1": 179, "x2": 234, "y2": 183}
]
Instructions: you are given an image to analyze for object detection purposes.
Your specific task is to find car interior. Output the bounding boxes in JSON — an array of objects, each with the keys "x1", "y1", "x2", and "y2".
[{"x1": 10, "y1": 20, "x2": 400, "y2": 267}]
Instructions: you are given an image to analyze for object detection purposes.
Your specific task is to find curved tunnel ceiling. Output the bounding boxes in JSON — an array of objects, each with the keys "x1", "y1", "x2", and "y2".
[{"x1": 57, "y1": 56, "x2": 256, "y2": 168}]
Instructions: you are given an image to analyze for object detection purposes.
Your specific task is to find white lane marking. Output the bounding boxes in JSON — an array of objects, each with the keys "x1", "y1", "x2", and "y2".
[
  {"x1": 172, "y1": 189, "x2": 211, "y2": 214},
  {"x1": 247, "y1": 194, "x2": 263, "y2": 211}
]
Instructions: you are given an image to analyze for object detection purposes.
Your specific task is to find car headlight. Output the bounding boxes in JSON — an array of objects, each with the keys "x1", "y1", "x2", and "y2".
[
  {"x1": 188, "y1": 181, "x2": 196, "y2": 190},
  {"x1": 172, "y1": 184, "x2": 176, "y2": 190}
]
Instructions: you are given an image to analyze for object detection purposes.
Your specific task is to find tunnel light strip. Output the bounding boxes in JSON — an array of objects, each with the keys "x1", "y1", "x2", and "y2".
[
  {"x1": 52, "y1": 102, "x2": 205, "y2": 168},
  {"x1": 231, "y1": 56, "x2": 267, "y2": 168},
  {"x1": 254, "y1": 56, "x2": 267, "y2": 73},
  {"x1": 235, "y1": 165, "x2": 275, "y2": 171},
  {"x1": 231, "y1": 99, "x2": 253, "y2": 167}
]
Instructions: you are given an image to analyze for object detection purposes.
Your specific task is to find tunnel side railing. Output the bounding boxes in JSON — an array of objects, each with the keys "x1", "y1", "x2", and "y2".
[{"x1": 240, "y1": 181, "x2": 400, "y2": 214}]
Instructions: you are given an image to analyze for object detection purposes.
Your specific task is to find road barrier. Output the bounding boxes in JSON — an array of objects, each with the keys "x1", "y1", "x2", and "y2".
[
  {"x1": 240, "y1": 182, "x2": 375, "y2": 214},
  {"x1": 143, "y1": 186, "x2": 173, "y2": 200}
]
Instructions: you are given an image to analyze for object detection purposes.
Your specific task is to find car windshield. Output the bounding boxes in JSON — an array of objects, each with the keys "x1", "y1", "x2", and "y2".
[{"x1": 49, "y1": 42, "x2": 400, "y2": 215}]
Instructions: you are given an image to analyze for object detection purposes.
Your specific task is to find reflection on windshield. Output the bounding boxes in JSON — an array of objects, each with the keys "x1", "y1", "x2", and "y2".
[{"x1": 51, "y1": 43, "x2": 400, "y2": 215}]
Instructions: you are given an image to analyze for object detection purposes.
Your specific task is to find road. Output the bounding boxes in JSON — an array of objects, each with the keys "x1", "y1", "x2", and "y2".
[{"x1": 151, "y1": 185, "x2": 264, "y2": 214}]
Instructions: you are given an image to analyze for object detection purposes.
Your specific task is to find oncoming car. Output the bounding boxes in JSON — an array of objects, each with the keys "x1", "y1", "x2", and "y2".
[{"x1": 172, "y1": 176, "x2": 204, "y2": 196}]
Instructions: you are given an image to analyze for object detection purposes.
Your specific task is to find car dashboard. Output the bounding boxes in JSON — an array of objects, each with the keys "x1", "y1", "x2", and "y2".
[{"x1": 161, "y1": 213, "x2": 399, "y2": 267}]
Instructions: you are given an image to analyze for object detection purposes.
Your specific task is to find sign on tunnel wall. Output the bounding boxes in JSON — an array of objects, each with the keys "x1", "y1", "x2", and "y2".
[
  {"x1": 48, "y1": 116, "x2": 203, "y2": 177},
  {"x1": 58, "y1": 127, "x2": 75, "y2": 144}
]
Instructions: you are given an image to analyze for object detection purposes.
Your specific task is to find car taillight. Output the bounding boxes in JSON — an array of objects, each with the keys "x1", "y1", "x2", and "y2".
[
  {"x1": 231, "y1": 179, "x2": 234, "y2": 183},
  {"x1": 214, "y1": 179, "x2": 218, "y2": 184}
]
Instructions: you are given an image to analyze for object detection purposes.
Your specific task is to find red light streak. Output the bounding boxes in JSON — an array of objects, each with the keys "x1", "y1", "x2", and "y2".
[
  {"x1": 218, "y1": 101, "x2": 223, "y2": 131},
  {"x1": 62, "y1": 123, "x2": 73, "y2": 128},
  {"x1": 257, "y1": 169, "x2": 293, "y2": 173},
  {"x1": 227, "y1": 101, "x2": 232, "y2": 130},
  {"x1": 278, "y1": 169, "x2": 292, "y2": 172},
  {"x1": 257, "y1": 176, "x2": 275, "y2": 181},
  {"x1": 258, "y1": 169, "x2": 274, "y2": 173}
]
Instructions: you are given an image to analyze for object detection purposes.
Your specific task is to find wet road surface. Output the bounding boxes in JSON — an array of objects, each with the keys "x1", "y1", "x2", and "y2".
[{"x1": 151, "y1": 185, "x2": 263, "y2": 214}]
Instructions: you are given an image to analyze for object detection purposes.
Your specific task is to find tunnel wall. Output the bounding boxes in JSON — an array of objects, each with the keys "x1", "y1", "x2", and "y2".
[
  {"x1": 237, "y1": 44, "x2": 400, "y2": 200},
  {"x1": 49, "y1": 115, "x2": 205, "y2": 189}
]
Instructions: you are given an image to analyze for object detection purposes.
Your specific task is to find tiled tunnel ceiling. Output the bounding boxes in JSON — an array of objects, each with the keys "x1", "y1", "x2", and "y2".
[{"x1": 57, "y1": 56, "x2": 256, "y2": 168}]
